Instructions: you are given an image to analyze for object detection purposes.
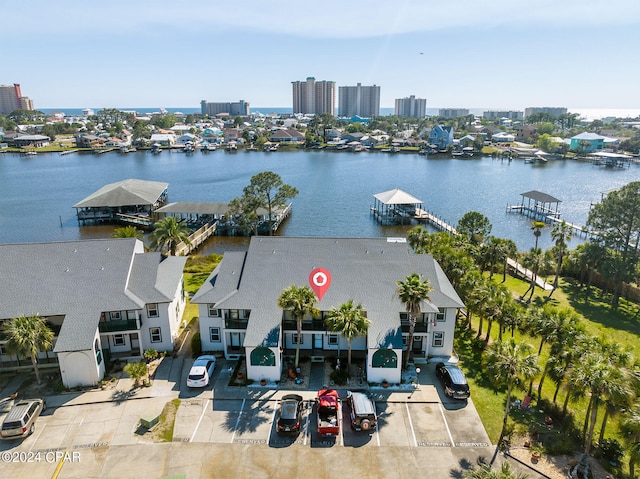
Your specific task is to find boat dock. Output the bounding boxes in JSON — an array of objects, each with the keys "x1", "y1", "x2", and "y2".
[
  {"x1": 415, "y1": 208, "x2": 458, "y2": 234},
  {"x1": 174, "y1": 222, "x2": 217, "y2": 256}
]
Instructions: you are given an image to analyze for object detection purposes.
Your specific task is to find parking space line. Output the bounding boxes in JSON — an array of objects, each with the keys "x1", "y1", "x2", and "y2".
[
  {"x1": 405, "y1": 402, "x2": 417, "y2": 447},
  {"x1": 303, "y1": 401, "x2": 310, "y2": 446},
  {"x1": 190, "y1": 399, "x2": 211, "y2": 442},
  {"x1": 230, "y1": 399, "x2": 246, "y2": 443},
  {"x1": 438, "y1": 403, "x2": 455, "y2": 447},
  {"x1": 28, "y1": 423, "x2": 46, "y2": 453},
  {"x1": 268, "y1": 399, "x2": 278, "y2": 444},
  {"x1": 373, "y1": 402, "x2": 380, "y2": 446}
]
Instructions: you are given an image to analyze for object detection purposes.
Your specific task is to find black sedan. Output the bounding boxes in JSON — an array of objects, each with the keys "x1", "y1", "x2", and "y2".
[
  {"x1": 435, "y1": 362, "x2": 471, "y2": 399},
  {"x1": 276, "y1": 394, "x2": 305, "y2": 434}
]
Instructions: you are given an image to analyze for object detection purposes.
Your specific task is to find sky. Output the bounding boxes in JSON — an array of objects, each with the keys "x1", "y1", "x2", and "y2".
[{"x1": 3, "y1": 0, "x2": 640, "y2": 111}]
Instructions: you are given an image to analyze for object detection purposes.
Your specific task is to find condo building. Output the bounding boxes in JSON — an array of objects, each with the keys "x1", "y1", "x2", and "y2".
[
  {"x1": 483, "y1": 110, "x2": 524, "y2": 120},
  {"x1": 201, "y1": 100, "x2": 250, "y2": 117},
  {"x1": 0, "y1": 83, "x2": 34, "y2": 115},
  {"x1": 524, "y1": 107, "x2": 568, "y2": 118},
  {"x1": 292, "y1": 77, "x2": 335, "y2": 115},
  {"x1": 394, "y1": 95, "x2": 426, "y2": 118},
  {"x1": 338, "y1": 83, "x2": 380, "y2": 118},
  {"x1": 438, "y1": 108, "x2": 470, "y2": 118}
]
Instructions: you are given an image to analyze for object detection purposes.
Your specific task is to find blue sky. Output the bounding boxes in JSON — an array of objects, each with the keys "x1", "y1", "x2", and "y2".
[{"x1": 3, "y1": 0, "x2": 639, "y2": 110}]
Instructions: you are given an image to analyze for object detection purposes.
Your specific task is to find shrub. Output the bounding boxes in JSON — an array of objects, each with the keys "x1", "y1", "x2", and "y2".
[
  {"x1": 144, "y1": 349, "x2": 159, "y2": 362},
  {"x1": 595, "y1": 438, "x2": 624, "y2": 465},
  {"x1": 191, "y1": 332, "x2": 202, "y2": 357},
  {"x1": 124, "y1": 361, "x2": 148, "y2": 387}
]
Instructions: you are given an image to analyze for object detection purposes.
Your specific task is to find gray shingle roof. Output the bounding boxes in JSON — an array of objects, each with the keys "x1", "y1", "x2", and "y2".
[
  {"x1": 0, "y1": 239, "x2": 183, "y2": 353},
  {"x1": 73, "y1": 179, "x2": 168, "y2": 208},
  {"x1": 193, "y1": 237, "x2": 464, "y2": 350}
]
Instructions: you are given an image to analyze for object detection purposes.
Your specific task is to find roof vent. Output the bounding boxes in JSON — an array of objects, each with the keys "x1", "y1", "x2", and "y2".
[
  {"x1": 73, "y1": 249, "x2": 77, "y2": 253},
  {"x1": 100, "y1": 266, "x2": 104, "y2": 271},
  {"x1": 65, "y1": 268, "x2": 70, "y2": 273}
]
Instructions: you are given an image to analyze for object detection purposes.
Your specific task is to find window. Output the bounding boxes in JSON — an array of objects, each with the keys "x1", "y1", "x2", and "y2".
[
  {"x1": 110, "y1": 311, "x2": 121, "y2": 320},
  {"x1": 147, "y1": 303, "x2": 159, "y2": 318},
  {"x1": 150, "y1": 327, "x2": 162, "y2": 343},
  {"x1": 402, "y1": 336, "x2": 408, "y2": 346},
  {"x1": 0, "y1": 344, "x2": 6, "y2": 355},
  {"x1": 113, "y1": 334, "x2": 125, "y2": 346},
  {"x1": 436, "y1": 308, "x2": 446, "y2": 322},
  {"x1": 209, "y1": 327, "x2": 221, "y2": 342},
  {"x1": 328, "y1": 334, "x2": 339, "y2": 346},
  {"x1": 433, "y1": 332, "x2": 444, "y2": 347},
  {"x1": 229, "y1": 309, "x2": 239, "y2": 320},
  {"x1": 208, "y1": 304, "x2": 220, "y2": 317},
  {"x1": 292, "y1": 333, "x2": 303, "y2": 345}
]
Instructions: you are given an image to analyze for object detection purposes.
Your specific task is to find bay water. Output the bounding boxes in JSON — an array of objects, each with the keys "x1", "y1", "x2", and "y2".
[{"x1": 1, "y1": 149, "x2": 639, "y2": 254}]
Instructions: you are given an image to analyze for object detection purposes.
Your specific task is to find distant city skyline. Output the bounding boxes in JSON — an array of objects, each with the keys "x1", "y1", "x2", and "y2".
[{"x1": 2, "y1": 1, "x2": 639, "y2": 111}]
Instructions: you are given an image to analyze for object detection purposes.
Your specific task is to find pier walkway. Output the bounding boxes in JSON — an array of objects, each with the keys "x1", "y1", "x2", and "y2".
[
  {"x1": 506, "y1": 258, "x2": 553, "y2": 291},
  {"x1": 175, "y1": 222, "x2": 217, "y2": 255}
]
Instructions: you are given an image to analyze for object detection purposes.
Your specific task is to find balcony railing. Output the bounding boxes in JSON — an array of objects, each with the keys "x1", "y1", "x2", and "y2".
[
  {"x1": 225, "y1": 319, "x2": 249, "y2": 330},
  {"x1": 400, "y1": 321, "x2": 428, "y2": 333},
  {"x1": 98, "y1": 318, "x2": 140, "y2": 333},
  {"x1": 282, "y1": 319, "x2": 327, "y2": 331}
]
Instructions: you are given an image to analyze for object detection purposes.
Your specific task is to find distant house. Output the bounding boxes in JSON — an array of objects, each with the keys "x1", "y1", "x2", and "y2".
[
  {"x1": 341, "y1": 132, "x2": 365, "y2": 143},
  {"x1": 570, "y1": 132, "x2": 605, "y2": 152},
  {"x1": 0, "y1": 239, "x2": 187, "y2": 388},
  {"x1": 150, "y1": 133, "x2": 176, "y2": 147},
  {"x1": 514, "y1": 124, "x2": 537, "y2": 143},
  {"x1": 491, "y1": 132, "x2": 516, "y2": 144},
  {"x1": 10, "y1": 134, "x2": 51, "y2": 148},
  {"x1": 177, "y1": 133, "x2": 200, "y2": 145},
  {"x1": 428, "y1": 125, "x2": 454, "y2": 148},
  {"x1": 223, "y1": 128, "x2": 241, "y2": 143},
  {"x1": 269, "y1": 129, "x2": 304, "y2": 143}
]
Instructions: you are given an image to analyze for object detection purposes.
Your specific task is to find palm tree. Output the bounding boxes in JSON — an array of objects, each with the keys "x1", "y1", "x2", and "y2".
[
  {"x1": 149, "y1": 216, "x2": 192, "y2": 255},
  {"x1": 620, "y1": 403, "x2": 640, "y2": 478},
  {"x1": 2, "y1": 314, "x2": 54, "y2": 384},
  {"x1": 463, "y1": 462, "x2": 529, "y2": 479},
  {"x1": 325, "y1": 300, "x2": 370, "y2": 372},
  {"x1": 111, "y1": 226, "x2": 144, "y2": 239},
  {"x1": 548, "y1": 220, "x2": 572, "y2": 298},
  {"x1": 396, "y1": 274, "x2": 433, "y2": 369},
  {"x1": 521, "y1": 248, "x2": 545, "y2": 302},
  {"x1": 278, "y1": 285, "x2": 319, "y2": 368},
  {"x1": 531, "y1": 221, "x2": 546, "y2": 250},
  {"x1": 484, "y1": 339, "x2": 540, "y2": 464}
]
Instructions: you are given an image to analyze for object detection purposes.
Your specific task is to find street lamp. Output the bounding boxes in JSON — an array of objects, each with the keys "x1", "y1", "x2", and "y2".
[{"x1": 415, "y1": 367, "x2": 421, "y2": 390}]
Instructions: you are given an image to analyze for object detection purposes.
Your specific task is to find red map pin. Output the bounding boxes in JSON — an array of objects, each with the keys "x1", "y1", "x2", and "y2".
[{"x1": 309, "y1": 267, "x2": 331, "y2": 301}]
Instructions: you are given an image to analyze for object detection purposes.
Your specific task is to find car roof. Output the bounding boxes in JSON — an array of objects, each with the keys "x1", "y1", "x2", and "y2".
[
  {"x1": 442, "y1": 364, "x2": 467, "y2": 384},
  {"x1": 193, "y1": 356, "x2": 216, "y2": 365}
]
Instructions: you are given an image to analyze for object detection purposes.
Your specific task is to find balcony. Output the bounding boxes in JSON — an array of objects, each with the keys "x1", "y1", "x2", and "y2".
[
  {"x1": 98, "y1": 318, "x2": 140, "y2": 333},
  {"x1": 225, "y1": 319, "x2": 249, "y2": 330},
  {"x1": 282, "y1": 319, "x2": 327, "y2": 331},
  {"x1": 400, "y1": 321, "x2": 428, "y2": 333}
]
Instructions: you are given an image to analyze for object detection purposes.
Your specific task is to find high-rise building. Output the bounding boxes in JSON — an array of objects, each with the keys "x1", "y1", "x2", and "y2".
[
  {"x1": 292, "y1": 77, "x2": 335, "y2": 115},
  {"x1": 524, "y1": 107, "x2": 567, "y2": 118},
  {"x1": 394, "y1": 95, "x2": 426, "y2": 118},
  {"x1": 438, "y1": 108, "x2": 470, "y2": 118},
  {"x1": 200, "y1": 99, "x2": 250, "y2": 117},
  {"x1": 0, "y1": 84, "x2": 33, "y2": 115},
  {"x1": 338, "y1": 83, "x2": 380, "y2": 118}
]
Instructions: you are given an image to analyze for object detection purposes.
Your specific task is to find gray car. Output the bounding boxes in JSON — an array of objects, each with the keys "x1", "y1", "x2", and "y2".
[{"x1": 1, "y1": 398, "x2": 46, "y2": 439}]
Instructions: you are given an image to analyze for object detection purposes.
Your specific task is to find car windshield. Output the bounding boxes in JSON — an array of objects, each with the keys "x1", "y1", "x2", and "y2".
[
  {"x1": 189, "y1": 373, "x2": 205, "y2": 381},
  {"x1": 281, "y1": 402, "x2": 298, "y2": 420}
]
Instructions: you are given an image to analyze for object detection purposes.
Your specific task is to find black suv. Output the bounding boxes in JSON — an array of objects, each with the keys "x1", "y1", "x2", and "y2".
[
  {"x1": 435, "y1": 362, "x2": 470, "y2": 399},
  {"x1": 346, "y1": 390, "x2": 377, "y2": 431}
]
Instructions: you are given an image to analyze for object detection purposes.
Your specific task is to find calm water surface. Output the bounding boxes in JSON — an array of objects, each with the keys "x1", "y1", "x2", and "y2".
[{"x1": 1, "y1": 149, "x2": 639, "y2": 254}]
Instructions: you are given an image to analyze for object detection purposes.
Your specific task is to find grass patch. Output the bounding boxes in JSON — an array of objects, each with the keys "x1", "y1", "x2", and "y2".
[
  {"x1": 150, "y1": 398, "x2": 181, "y2": 442},
  {"x1": 184, "y1": 254, "x2": 222, "y2": 294}
]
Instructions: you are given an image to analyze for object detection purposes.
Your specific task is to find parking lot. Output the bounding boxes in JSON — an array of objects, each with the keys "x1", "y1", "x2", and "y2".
[{"x1": 0, "y1": 358, "x2": 500, "y2": 478}]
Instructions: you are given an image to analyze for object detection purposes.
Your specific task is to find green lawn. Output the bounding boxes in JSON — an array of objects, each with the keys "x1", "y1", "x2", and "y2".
[{"x1": 459, "y1": 272, "x2": 640, "y2": 473}]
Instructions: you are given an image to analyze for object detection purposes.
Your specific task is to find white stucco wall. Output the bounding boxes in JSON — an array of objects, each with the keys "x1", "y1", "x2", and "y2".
[
  {"x1": 245, "y1": 346, "x2": 282, "y2": 382},
  {"x1": 198, "y1": 304, "x2": 225, "y2": 354}
]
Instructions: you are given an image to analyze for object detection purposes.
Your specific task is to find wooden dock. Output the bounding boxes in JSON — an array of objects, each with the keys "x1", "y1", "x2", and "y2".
[
  {"x1": 174, "y1": 222, "x2": 217, "y2": 255},
  {"x1": 416, "y1": 208, "x2": 458, "y2": 234},
  {"x1": 506, "y1": 258, "x2": 553, "y2": 291}
]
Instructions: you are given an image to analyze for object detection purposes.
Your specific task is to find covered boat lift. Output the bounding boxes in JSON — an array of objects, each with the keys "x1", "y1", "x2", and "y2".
[{"x1": 371, "y1": 188, "x2": 428, "y2": 225}]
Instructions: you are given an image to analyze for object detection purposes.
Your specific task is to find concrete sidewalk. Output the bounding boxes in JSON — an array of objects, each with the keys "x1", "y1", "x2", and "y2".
[{"x1": 31, "y1": 356, "x2": 442, "y2": 409}]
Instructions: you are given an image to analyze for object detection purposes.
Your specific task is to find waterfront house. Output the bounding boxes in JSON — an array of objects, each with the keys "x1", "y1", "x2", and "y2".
[
  {"x1": 428, "y1": 125, "x2": 454, "y2": 149},
  {"x1": 192, "y1": 237, "x2": 464, "y2": 384},
  {"x1": 149, "y1": 133, "x2": 176, "y2": 147},
  {"x1": 491, "y1": 131, "x2": 516, "y2": 144},
  {"x1": 0, "y1": 239, "x2": 187, "y2": 388},
  {"x1": 570, "y1": 132, "x2": 605, "y2": 153},
  {"x1": 10, "y1": 134, "x2": 51, "y2": 148},
  {"x1": 514, "y1": 124, "x2": 537, "y2": 143},
  {"x1": 177, "y1": 133, "x2": 200, "y2": 145},
  {"x1": 269, "y1": 129, "x2": 304, "y2": 143}
]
